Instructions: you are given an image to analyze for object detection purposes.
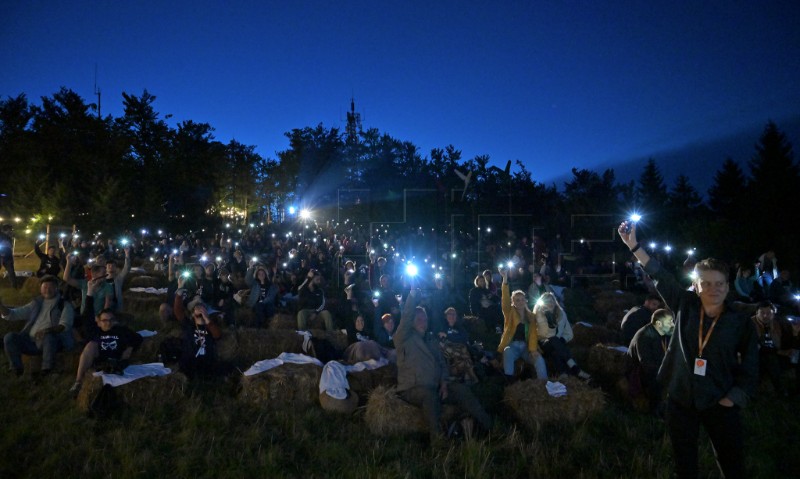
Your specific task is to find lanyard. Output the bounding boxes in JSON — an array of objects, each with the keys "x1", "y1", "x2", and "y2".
[
  {"x1": 661, "y1": 336, "x2": 668, "y2": 353},
  {"x1": 698, "y1": 308, "x2": 722, "y2": 358}
]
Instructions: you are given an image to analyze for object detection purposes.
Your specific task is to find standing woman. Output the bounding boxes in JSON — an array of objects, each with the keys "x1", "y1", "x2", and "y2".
[{"x1": 618, "y1": 220, "x2": 757, "y2": 479}]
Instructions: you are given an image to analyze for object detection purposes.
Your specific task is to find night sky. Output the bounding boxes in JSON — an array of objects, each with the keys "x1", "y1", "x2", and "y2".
[{"x1": 3, "y1": 1, "x2": 799, "y2": 189}]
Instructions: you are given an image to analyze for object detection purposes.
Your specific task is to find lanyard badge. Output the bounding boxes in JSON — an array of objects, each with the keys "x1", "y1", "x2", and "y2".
[{"x1": 694, "y1": 308, "x2": 721, "y2": 377}]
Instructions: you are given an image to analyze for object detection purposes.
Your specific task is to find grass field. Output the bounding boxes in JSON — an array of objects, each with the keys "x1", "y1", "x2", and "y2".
[{"x1": 0, "y1": 255, "x2": 799, "y2": 479}]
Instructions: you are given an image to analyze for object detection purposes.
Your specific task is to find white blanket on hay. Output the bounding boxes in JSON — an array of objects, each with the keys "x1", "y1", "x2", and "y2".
[
  {"x1": 93, "y1": 362, "x2": 172, "y2": 387},
  {"x1": 243, "y1": 352, "x2": 323, "y2": 377}
]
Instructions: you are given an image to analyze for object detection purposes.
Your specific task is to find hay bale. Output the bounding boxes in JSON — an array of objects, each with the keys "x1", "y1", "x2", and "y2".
[
  {"x1": 586, "y1": 344, "x2": 630, "y2": 385},
  {"x1": 592, "y1": 290, "x2": 636, "y2": 320},
  {"x1": 122, "y1": 290, "x2": 166, "y2": 316},
  {"x1": 319, "y1": 390, "x2": 359, "y2": 415},
  {"x1": 76, "y1": 371, "x2": 188, "y2": 412},
  {"x1": 365, "y1": 385, "x2": 427, "y2": 436},
  {"x1": 21, "y1": 349, "x2": 80, "y2": 374},
  {"x1": 268, "y1": 313, "x2": 297, "y2": 330},
  {"x1": 310, "y1": 329, "x2": 349, "y2": 355},
  {"x1": 239, "y1": 362, "x2": 321, "y2": 408},
  {"x1": 235, "y1": 328, "x2": 307, "y2": 366},
  {"x1": 127, "y1": 275, "x2": 167, "y2": 289},
  {"x1": 234, "y1": 307, "x2": 256, "y2": 328},
  {"x1": 572, "y1": 322, "x2": 620, "y2": 348},
  {"x1": 347, "y1": 364, "x2": 397, "y2": 399},
  {"x1": 462, "y1": 315, "x2": 487, "y2": 337},
  {"x1": 20, "y1": 276, "x2": 42, "y2": 297},
  {"x1": 503, "y1": 377, "x2": 606, "y2": 431}
]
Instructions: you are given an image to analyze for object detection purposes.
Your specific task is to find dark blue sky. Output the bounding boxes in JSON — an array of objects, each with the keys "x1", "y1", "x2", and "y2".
[{"x1": 3, "y1": 1, "x2": 799, "y2": 187}]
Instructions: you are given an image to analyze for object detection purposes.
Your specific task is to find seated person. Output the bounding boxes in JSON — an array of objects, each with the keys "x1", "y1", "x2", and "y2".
[
  {"x1": 751, "y1": 301, "x2": 786, "y2": 395},
  {"x1": 343, "y1": 313, "x2": 385, "y2": 363},
  {"x1": 69, "y1": 307, "x2": 143, "y2": 397},
  {"x1": 174, "y1": 287, "x2": 223, "y2": 378},
  {"x1": 245, "y1": 262, "x2": 279, "y2": 328},
  {"x1": 34, "y1": 239, "x2": 62, "y2": 278},
  {"x1": 626, "y1": 308, "x2": 674, "y2": 412},
  {"x1": 497, "y1": 268, "x2": 547, "y2": 381},
  {"x1": 396, "y1": 288, "x2": 493, "y2": 441},
  {"x1": 1, "y1": 275, "x2": 75, "y2": 376},
  {"x1": 620, "y1": 294, "x2": 663, "y2": 346},
  {"x1": 438, "y1": 307, "x2": 479, "y2": 384},
  {"x1": 534, "y1": 292, "x2": 590, "y2": 380},
  {"x1": 104, "y1": 246, "x2": 131, "y2": 312},
  {"x1": 296, "y1": 269, "x2": 334, "y2": 331},
  {"x1": 63, "y1": 260, "x2": 114, "y2": 317},
  {"x1": 375, "y1": 313, "x2": 396, "y2": 349}
]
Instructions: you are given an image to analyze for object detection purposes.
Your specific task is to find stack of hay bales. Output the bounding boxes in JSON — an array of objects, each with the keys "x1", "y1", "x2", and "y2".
[
  {"x1": 504, "y1": 377, "x2": 605, "y2": 431},
  {"x1": 240, "y1": 362, "x2": 322, "y2": 409},
  {"x1": 571, "y1": 322, "x2": 621, "y2": 348},
  {"x1": 234, "y1": 328, "x2": 308, "y2": 367},
  {"x1": 76, "y1": 371, "x2": 188, "y2": 412},
  {"x1": 127, "y1": 274, "x2": 167, "y2": 289},
  {"x1": 586, "y1": 343, "x2": 630, "y2": 388},
  {"x1": 347, "y1": 363, "x2": 397, "y2": 400}
]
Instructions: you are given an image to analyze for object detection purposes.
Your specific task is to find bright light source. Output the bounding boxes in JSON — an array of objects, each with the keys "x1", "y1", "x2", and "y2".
[
  {"x1": 649, "y1": 242, "x2": 657, "y2": 249},
  {"x1": 434, "y1": 273, "x2": 442, "y2": 279},
  {"x1": 686, "y1": 249, "x2": 694, "y2": 256},
  {"x1": 288, "y1": 206, "x2": 297, "y2": 215},
  {"x1": 689, "y1": 271, "x2": 698, "y2": 281},
  {"x1": 300, "y1": 209, "x2": 311, "y2": 220},
  {"x1": 405, "y1": 264, "x2": 419, "y2": 277},
  {"x1": 630, "y1": 213, "x2": 642, "y2": 222},
  {"x1": 216, "y1": 256, "x2": 222, "y2": 262},
  {"x1": 664, "y1": 245, "x2": 672, "y2": 252}
]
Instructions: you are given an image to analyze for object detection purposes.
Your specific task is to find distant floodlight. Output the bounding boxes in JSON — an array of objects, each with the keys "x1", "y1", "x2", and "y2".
[
  {"x1": 288, "y1": 206, "x2": 297, "y2": 215},
  {"x1": 300, "y1": 209, "x2": 311, "y2": 220},
  {"x1": 664, "y1": 245, "x2": 672, "y2": 252},
  {"x1": 649, "y1": 242, "x2": 657, "y2": 249}
]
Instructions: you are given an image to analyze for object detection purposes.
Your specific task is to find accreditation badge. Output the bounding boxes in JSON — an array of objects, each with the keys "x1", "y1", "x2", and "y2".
[{"x1": 694, "y1": 358, "x2": 707, "y2": 376}]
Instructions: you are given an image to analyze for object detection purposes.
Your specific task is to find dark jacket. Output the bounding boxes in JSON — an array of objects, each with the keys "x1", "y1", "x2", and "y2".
[{"x1": 647, "y1": 259, "x2": 758, "y2": 410}]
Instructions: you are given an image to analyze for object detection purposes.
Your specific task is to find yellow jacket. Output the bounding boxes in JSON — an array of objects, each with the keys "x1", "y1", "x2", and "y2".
[{"x1": 497, "y1": 283, "x2": 539, "y2": 353}]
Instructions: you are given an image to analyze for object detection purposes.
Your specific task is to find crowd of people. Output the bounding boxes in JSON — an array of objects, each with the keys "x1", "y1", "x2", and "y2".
[{"x1": 1, "y1": 218, "x2": 799, "y2": 463}]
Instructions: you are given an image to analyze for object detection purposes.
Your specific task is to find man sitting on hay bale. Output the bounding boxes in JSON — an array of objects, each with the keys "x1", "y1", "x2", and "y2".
[
  {"x1": 69, "y1": 305, "x2": 142, "y2": 397},
  {"x1": 0, "y1": 275, "x2": 75, "y2": 376},
  {"x1": 395, "y1": 287, "x2": 492, "y2": 441}
]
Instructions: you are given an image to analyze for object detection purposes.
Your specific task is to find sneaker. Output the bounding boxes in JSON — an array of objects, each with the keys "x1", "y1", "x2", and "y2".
[{"x1": 69, "y1": 381, "x2": 82, "y2": 398}]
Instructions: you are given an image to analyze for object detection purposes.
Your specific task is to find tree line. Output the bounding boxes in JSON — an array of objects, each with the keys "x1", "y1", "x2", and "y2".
[{"x1": 0, "y1": 88, "x2": 798, "y2": 265}]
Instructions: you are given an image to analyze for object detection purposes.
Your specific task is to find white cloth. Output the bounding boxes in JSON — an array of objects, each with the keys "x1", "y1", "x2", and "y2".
[
  {"x1": 129, "y1": 287, "x2": 169, "y2": 295},
  {"x1": 545, "y1": 380, "x2": 568, "y2": 397},
  {"x1": 92, "y1": 362, "x2": 172, "y2": 387},
  {"x1": 319, "y1": 361, "x2": 349, "y2": 399},
  {"x1": 242, "y1": 352, "x2": 323, "y2": 377},
  {"x1": 318, "y1": 358, "x2": 390, "y2": 399},
  {"x1": 607, "y1": 345, "x2": 628, "y2": 354},
  {"x1": 136, "y1": 330, "x2": 158, "y2": 338},
  {"x1": 575, "y1": 321, "x2": 593, "y2": 328},
  {"x1": 296, "y1": 330, "x2": 313, "y2": 353}
]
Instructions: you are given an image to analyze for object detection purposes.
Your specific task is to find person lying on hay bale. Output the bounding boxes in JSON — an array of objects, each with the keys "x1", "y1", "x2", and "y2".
[
  {"x1": 395, "y1": 286, "x2": 492, "y2": 442},
  {"x1": 498, "y1": 267, "x2": 547, "y2": 382},
  {"x1": 69, "y1": 303, "x2": 142, "y2": 398},
  {"x1": 174, "y1": 284, "x2": 224, "y2": 378},
  {"x1": 534, "y1": 292, "x2": 591, "y2": 380}
]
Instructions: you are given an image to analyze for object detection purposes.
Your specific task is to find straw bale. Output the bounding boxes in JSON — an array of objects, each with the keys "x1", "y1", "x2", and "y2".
[
  {"x1": 462, "y1": 315, "x2": 487, "y2": 337},
  {"x1": 571, "y1": 323, "x2": 620, "y2": 348},
  {"x1": 319, "y1": 390, "x2": 359, "y2": 415},
  {"x1": 592, "y1": 290, "x2": 636, "y2": 320},
  {"x1": 234, "y1": 328, "x2": 308, "y2": 366},
  {"x1": 130, "y1": 329, "x2": 181, "y2": 363},
  {"x1": 503, "y1": 377, "x2": 606, "y2": 431},
  {"x1": 586, "y1": 344, "x2": 630, "y2": 384},
  {"x1": 268, "y1": 313, "x2": 297, "y2": 330},
  {"x1": 234, "y1": 307, "x2": 256, "y2": 328},
  {"x1": 365, "y1": 385, "x2": 427, "y2": 436},
  {"x1": 239, "y1": 362, "x2": 322, "y2": 408},
  {"x1": 347, "y1": 363, "x2": 397, "y2": 399},
  {"x1": 76, "y1": 371, "x2": 188, "y2": 412},
  {"x1": 21, "y1": 349, "x2": 80, "y2": 374},
  {"x1": 310, "y1": 329, "x2": 349, "y2": 356},
  {"x1": 122, "y1": 290, "x2": 166, "y2": 316},
  {"x1": 20, "y1": 276, "x2": 42, "y2": 297}
]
